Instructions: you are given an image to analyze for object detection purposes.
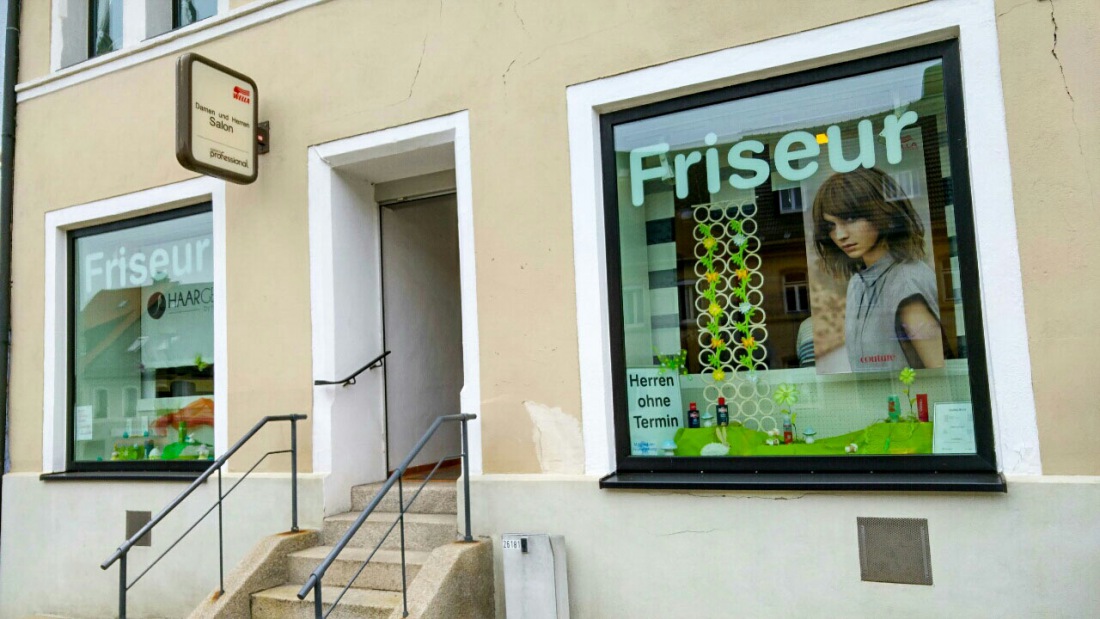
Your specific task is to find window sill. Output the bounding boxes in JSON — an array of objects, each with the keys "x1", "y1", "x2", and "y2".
[
  {"x1": 40, "y1": 471, "x2": 204, "y2": 483},
  {"x1": 19, "y1": 0, "x2": 322, "y2": 102},
  {"x1": 599, "y1": 471, "x2": 1006, "y2": 492}
]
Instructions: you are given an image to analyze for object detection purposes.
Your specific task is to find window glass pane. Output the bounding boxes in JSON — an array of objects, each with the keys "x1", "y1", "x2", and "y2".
[
  {"x1": 611, "y1": 58, "x2": 978, "y2": 458},
  {"x1": 177, "y1": 0, "x2": 218, "y2": 28},
  {"x1": 90, "y1": 0, "x2": 123, "y2": 57},
  {"x1": 72, "y1": 210, "x2": 215, "y2": 464}
]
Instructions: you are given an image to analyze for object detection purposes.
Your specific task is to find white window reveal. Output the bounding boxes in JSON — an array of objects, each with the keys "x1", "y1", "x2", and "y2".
[{"x1": 52, "y1": 0, "x2": 226, "y2": 69}]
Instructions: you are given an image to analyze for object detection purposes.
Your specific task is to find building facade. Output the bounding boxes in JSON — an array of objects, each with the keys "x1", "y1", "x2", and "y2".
[{"x1": 1, "y1": 0, "x2": 1098, "y2": 617}]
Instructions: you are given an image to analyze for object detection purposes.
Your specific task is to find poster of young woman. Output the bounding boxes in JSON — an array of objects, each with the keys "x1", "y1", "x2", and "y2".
[{"x1": 800, "y1": 127, "x2": 944, "y2": 374}]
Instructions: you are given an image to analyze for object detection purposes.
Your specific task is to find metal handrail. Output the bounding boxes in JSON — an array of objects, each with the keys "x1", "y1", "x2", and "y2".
[
  {"x1": 313, "y1": 350, "x2": 391, "y2": 386},
  {"x1": 297, "y1": 413, "x2": 476, "y2": 618},
  {"x1": 101, "y1": 413, "x2": 306, "y2": 619}
]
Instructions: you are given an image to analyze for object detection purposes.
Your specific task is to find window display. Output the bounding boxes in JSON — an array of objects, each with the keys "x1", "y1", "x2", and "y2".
[
  {"x1": 602, "y1": 42, "x2": 994, "y2": 471},
  {"x1": 69, "y1": 205, "x2": 215, "y2": 469}
]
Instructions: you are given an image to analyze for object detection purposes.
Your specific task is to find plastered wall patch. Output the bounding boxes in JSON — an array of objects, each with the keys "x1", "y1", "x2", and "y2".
[{"x1": 525, "y1": 401, "x2": 585, "y2": 474}]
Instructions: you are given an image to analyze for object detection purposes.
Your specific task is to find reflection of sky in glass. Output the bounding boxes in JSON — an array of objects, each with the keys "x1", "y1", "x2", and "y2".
[
  {"x1": 178, "y1": 0, "x2": 219, "y2": 27},
  {"x1": 615, "y1": 61, "x2": 937, "y2": 152}
]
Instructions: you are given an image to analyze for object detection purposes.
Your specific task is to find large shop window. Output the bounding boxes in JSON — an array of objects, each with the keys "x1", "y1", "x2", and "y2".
[
  {"x1": 601, "y1": 42, "x2": 999, "y2": 487},
  {"x1": 68, "y1": 204, "x2": 215, "y2": 471}
]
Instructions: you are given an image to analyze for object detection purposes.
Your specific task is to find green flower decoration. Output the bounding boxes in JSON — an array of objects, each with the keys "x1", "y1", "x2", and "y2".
[
  {"x1": 194, "y1": 354, "x2": 209, "y2": 372},
  {"x1": 899, "y1": 367, "x2": 916, "y2": 385},
  {"x1": 656, "y1": 349, "x2": 688, "y2": 375},
  {"x1": 772, "y1": 383, "x2": 799, "y2": 407}
]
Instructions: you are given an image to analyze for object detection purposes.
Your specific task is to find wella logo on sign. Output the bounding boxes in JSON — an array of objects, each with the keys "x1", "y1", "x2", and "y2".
[{"x1": 232, "y1": 86, "x2": 251, "y2": 103}]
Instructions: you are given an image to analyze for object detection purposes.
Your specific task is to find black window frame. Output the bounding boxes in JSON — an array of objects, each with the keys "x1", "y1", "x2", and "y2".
[
  {"x1": 598, "y1": 40, "x2": 1001, "y2": 488},
  {"x1": 66, "y1": 202, "x2": 215, "y2": 473}
]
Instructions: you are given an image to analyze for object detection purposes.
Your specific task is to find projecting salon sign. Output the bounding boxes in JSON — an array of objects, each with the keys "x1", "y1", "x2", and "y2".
[{"x1": 176, "y1": 53, "x2": 259, "y2": 184}]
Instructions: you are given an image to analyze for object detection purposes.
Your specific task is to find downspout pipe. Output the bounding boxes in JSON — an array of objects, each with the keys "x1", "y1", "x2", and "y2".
[{"x1": 0, "y1": 0, "x2": 22, "y2": 549}]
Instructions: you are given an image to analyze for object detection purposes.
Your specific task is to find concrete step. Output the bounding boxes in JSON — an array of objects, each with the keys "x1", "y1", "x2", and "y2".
[
  {"x1": 351, "y1": 480, "x2": 457, "y2": 514},
  {"x1": 251, "y1": 584, "x2": 401, "y2": 619},
  {"x1": 287, "y1": 545, "x2": 429, "y2": 592},
  {"x1": 322, "y1": 512, "x2": 457, "y2": 552}
]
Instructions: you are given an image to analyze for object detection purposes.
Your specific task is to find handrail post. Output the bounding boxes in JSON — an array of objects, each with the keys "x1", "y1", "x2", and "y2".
[
  {"x1": 217, "y1": 467, "x2": 225, "y2": 595},
  {"x1": 461, "y1": 416, "x2": 473, "y2": 542},
  {"x1": 119, "y1": 552, "x2": 127, "y2": 619},
  {"x1": 313, "y1": 580, "x2": 323, "y2": 618},
  {"x1": 399, "y1": 477, "x2": 409, "y2": 617},
  {"x1": 291, "y1": 416, "x2": 300, "y2": 532}
]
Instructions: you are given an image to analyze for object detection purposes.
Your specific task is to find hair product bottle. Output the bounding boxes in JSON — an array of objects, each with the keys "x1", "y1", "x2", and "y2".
[
  {"x1": 687, "y1": 402, "x2": 700, "y2": 429},
  {"x1": 916, "y1": 394, "x2": 929, "y2": 422},
  {"x1": 887, "y1": 396, "x2": 901, "y2": 422},
  {"x1": 716, "y1": 398, "x2": 729, "y2": 427}
]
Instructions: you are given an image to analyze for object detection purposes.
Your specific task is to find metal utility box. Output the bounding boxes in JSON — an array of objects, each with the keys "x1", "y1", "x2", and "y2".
[{"x1": 502, "y1": 533, "x2": 570, "y2": 619}]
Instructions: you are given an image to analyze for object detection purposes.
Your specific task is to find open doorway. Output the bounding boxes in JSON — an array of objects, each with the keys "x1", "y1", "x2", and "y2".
[
  {"x1": 380, "y1": 193, "x2": 463, "y2": 475},
  {"x1": 309, "y1": 114, "x2": 482, "y2": 514}
]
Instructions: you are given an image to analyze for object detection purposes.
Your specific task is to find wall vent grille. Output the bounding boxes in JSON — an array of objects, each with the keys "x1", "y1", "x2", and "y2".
[{"x1": 857, "y1": 517, "x2": 932, "y2": 585}]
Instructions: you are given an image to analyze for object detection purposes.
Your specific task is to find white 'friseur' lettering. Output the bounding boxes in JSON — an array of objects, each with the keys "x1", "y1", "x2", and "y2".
[
  {"x1": 84, "y1": 236, "x2": 213, "y2": 293},
  {"x1": 629, "y1": 111, "x2": 920, "y2": 207}
]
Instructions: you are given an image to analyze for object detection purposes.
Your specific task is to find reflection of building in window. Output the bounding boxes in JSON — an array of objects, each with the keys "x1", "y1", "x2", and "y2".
[
  {"x1": 778, "y1": 188, "x2": 804, "y2": 214},
  {"x1": 677, "y1": 279, "x2": 697, "y2": 323},
  {"x1": 783, "y1": 271, "x2": 811, "y2": 314},
  {"x1": 885, "y1": 169, "x2": 923, "y2": 201},
  {"x1": 89, "y1": 0, "x2": 123, "y2": 58},
  {"x1": 124, "y1": 387, "x2": 138, "y2": 418},
  {"x1": 175, "y1": 0, "x2": 219, "y2": 29},
  {"x1": 94, "y1": 388, "x2": 109, "y2": 419},
  {"x1": 622, "y1": 286, "x2": 645, "y2": 327},
  {"x1": 938, "y1": 259, "x2": 957, "y2": 304}
]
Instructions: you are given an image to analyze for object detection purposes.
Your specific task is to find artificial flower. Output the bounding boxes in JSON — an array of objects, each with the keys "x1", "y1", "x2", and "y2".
[
  {"x1": 703, "y1": 237, "x2": 717, "y2": 250},
  {"x1": 711, "y1": 337, "x2": 725, "y2": 350},
  {"x1": 712, "y1": 369, "x2": 726, "y2": 382},
  {"x1": 705, "y1": 271, "x2": 720, "y2": 284},
  {"x1": 735, "y1": 268, "x2": 749, "y2": 280},
  {"x1": 732, "y1": 233, "x2": 747, "y2": 247},
  {"x1": 899, "y1": 367, "x2": 916, "y2": 385},
  {"x1": 772, "y1": 383, "x2": 800, "y2": 407},
  {"x1": 741, "y1": 336, "x2": 756, "y2": 349},
  {"x1": 708, "y1": 303, "x2": 722, "y2": 317},
  {"x1": 738, "y1": 302, "x2": 753, "y2": 314}
]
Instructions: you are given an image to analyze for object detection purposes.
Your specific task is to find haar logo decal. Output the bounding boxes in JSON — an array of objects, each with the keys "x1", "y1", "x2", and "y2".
[
  {"x1": 147, "y1": 292, "x2": 167, "y2": 320},
  {"x1": 232, "y1": 86, "x2": 251, "y2": 103},
  {"x1": 147, "y1": 288, "x2": 213, "y2": 320}
]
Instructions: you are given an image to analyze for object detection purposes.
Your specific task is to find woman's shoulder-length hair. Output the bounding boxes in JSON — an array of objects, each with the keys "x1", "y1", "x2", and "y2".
[{"x1": 811, "y1": 167, "x2": 925, "y2": 279}]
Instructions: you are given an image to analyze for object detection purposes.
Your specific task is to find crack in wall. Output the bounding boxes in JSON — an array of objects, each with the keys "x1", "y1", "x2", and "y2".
[
  {"x1": 1043, "y1": 0, "x2": 1092, "y2": 195},
  {"x1": 404, "y1": 34, "x2": 428, "y2": 102},
  {"x1": 512, "y1": 0, "x2": 527, "y2": 31},
  {"x1": 399, "y1": 0, "x2": 442, "y2": 105},
  {"x1": 996, "y1": 0, "x2": 1031, "y2": 18},
  {"x1": 658, "y1": 528, "x2": 719, "y2": 537},
  {"x1": 1044, "y1": 0, "x2": 1073, "y2": 103},
  {"x1": 502, "y1": 57, "x2": 517, "y2": 87}
]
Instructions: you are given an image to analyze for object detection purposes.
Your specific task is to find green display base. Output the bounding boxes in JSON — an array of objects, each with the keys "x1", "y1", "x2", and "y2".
[{"x1": 673, "y1": 421, "x2": 933, "y2": 456}]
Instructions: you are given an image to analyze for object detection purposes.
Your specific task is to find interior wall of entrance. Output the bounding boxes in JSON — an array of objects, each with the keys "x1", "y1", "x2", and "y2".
[{"x1": 381, "y1": 194, "x2": 463, "y2": 471}]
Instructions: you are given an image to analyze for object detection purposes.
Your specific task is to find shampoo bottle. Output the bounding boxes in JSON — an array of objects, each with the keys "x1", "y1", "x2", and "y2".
[
  {"x1": 716, "y1": 398, "x2": 729, "y2": 427},
  {"x1": 687, "y1": 402, "x2": 700, "y2": 429}
]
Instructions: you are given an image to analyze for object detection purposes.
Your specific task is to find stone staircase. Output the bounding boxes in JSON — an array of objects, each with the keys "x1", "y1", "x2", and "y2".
[{"x1": 249, "y1": 481, "x2": 464, "y2": 619}]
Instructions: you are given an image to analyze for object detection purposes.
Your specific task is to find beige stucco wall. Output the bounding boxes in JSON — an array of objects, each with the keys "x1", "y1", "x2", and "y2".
[
  {"x1": 9, "y1": 0, "x2": 931, "y2": 475},
  {"x1": 995, "y1": 0, "x2": 1100, "y2": 474},
  {"x1": 469, "y1": 475, "x2": 1100, "y2": 618}
]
